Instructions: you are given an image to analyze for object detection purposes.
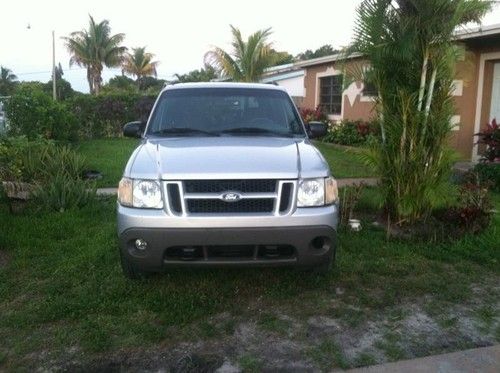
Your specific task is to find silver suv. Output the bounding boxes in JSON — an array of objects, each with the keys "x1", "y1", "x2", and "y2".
[{"x1": 117, "y1": 83, "x2": 339, "y2": 279}]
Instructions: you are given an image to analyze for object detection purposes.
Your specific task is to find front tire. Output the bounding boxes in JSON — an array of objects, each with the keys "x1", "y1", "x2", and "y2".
[
  {"x1": 313, "y1": 248, "x2": 336, "y2": 274},
  {"x1": 119, "y1": 251, "x2": 152, "y2": 280}
]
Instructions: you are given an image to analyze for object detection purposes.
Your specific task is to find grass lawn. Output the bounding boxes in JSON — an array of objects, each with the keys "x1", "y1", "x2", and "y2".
[
  {"x1": 0, "y1": 191, "x2": 498, "y2": 370},
  {"x1": 75, "y1": 138, "x2": 140, "y2": 188},
  {"x1": 314, "y1": 142, "x2": 376, "y2": 179},
  {"x1": 75, "y1": 138, "x2": 376, "y2": 187}
]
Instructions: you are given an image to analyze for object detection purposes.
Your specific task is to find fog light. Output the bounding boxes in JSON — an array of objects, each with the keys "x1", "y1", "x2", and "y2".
[{"x1": 135, "y1": 238, "x2": 148, "y2": 251}]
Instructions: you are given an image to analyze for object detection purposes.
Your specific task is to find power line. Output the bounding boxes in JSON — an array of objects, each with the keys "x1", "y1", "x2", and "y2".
[{"x1": 15, "y1": 67, "x2": 87, "y2": 76}]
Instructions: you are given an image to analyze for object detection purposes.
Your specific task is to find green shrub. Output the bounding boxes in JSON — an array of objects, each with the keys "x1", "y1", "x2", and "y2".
[
  {"x1": 4, "y1": 86, "x2": 78, "y2": 141},
  {"x1": 474, "y1": 163, "x2": 500, "y2": 192},
  {"x1": 37, "y1": 145, "x2": 87, "y2": 182},
  {"x1": 0, "y1": 136, "x2": 55, "y2": 182},
  {"x1": 323, "y1": 120, "x2": 377, "y2": 146},
  {"x1": 31, "y1": 174, "x2": 96, "y2": 212},
  {"x1": 0, "y1": 137, "x2": 95, "y2": 212},
  {"x1": 67, "y1": 94, "x2": 156, "y2": 138},
  {"x1": 0, "y1": 137, "x2": 86, "y2": 183}
]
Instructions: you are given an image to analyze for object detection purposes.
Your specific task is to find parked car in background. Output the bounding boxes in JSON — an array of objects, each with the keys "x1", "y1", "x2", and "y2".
[{"x1": 117, "y1": 83, "x2": 338, "y2": 279}]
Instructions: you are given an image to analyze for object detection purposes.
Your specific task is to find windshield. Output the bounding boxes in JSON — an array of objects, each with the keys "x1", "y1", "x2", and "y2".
[{"x1": 146, "y1": 88, "x2": 306, "y2": 137}]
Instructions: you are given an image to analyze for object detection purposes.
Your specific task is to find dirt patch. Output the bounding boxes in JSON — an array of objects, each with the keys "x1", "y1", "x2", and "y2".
[
  {"x1": 0, "y1": 249, "x2": 9, "y2": 269},
  {"x1": 17, "y1": 278, "x2": 500, "y2": 372}
]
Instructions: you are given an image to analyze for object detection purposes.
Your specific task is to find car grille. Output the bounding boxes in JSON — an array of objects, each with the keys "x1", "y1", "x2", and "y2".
[
  {"x1": 187, "y1": 199, "x2": 274, "y2": 213},
  {"x1": 164, "y1": 179, "x2": 296, "y2": 216},
  {"x1": 184, "y1": 179, "x2": 276, "y2": 194}
]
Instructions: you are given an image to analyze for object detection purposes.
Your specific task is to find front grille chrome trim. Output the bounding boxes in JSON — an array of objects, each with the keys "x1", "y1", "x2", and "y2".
[
  {"x1": 163, "y1": 179, "x2": 297, "y2": 216},
  {"x1": 184, "y1": 192, "x2": 277, "y2": 200}
]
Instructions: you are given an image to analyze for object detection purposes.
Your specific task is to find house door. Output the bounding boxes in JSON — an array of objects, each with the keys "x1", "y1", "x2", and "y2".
[{"x1": 491, "y1": 62, "x2": 500, "y2": 122}]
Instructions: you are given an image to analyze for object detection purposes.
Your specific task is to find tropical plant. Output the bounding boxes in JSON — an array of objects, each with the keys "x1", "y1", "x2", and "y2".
[
  {"x1": 43, "y1": 78, "x2": 75, "y2": 100},
  {"x1": 0, "y1": 66, "x2": 18, "y2": 95},
  {"x1": 173, "y1": 65, "x2": 218, "y2": 83},
  {"x1": 102, "y1": 75, "x2": 138, "y2": 93},
  {"x1": 122, "y1": 47, "x2": 159, "y2": 89},
  {"x1": 323, "y1": 120, "x2": 377, "y2": 146},
  {"x1": 299, "y1": 106, "x2": 328, "y2": 123},
  {"x1": 296, "y1": 45, "x2": 339, "y2": 61},
  {"x1": 475, "y1": 118, "x2": 499, "y2": 162},
  {"x1": 349, "y1": 0, "x2": 492, "y2": 224},
  {"x1": 62, "y1": 15, "x2": 127, "y2": 95},
  {"x1": 205, "y1": 26, "x2": 275, "y2": 82},
  {"x1": 474, "y1": 162, "x2": 500, "y2": 192}
]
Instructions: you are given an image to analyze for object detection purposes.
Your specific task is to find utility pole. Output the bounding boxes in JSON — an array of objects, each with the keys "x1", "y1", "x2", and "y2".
[{"x1": 52, "y1": 30, "x2": 56, "y2": 101}]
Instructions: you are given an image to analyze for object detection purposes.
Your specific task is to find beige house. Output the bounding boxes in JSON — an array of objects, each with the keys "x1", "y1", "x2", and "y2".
[{"x1": 298, "y1": 24, "x2": 500, "y2": 161}]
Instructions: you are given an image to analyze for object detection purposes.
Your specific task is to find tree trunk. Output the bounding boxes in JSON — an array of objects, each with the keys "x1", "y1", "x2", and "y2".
[
  {"x1": 424, "y1": 67, "x2": 437, "y2": 121},
  {"x1": 421, "y1": 66, "x2": 438, "y2": 139},
  {"x1": 417, "y1": 50, "x2": 429, "y2": 112},
  {"x1": 86, "y1": 68, "x2": 94, "y2": 94},
  {"x1": 93, "y1": 67, "x2": 103, "y2": 95}
]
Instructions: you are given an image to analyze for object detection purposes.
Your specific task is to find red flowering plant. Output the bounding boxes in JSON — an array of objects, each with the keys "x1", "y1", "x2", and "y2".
[
  {"x1": 475, "y1": 118, "x2": 500, "y2": 162},
  {"x1": 299, "y1": 106, "x2": 328, "y2": 124}
]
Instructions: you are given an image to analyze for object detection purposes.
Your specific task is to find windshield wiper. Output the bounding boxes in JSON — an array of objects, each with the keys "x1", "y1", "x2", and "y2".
[
  {"x1": 150, "y1": 128, "x2": 219, "y2": 137},
  {"x1": 219, "y1": 127, "x2": 294, "y2": 137}
]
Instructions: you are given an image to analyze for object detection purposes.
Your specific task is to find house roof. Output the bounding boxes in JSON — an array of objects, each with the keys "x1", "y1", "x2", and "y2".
[
  {"x1": 294, "y1": 52, "x2": 364, "y2": 68},
  {"x1": 298, "y1": 23, "x2": 500, "y2": 69},
  {"x1": 454, "y1": 23, "x2": 500, "y2": 41}
]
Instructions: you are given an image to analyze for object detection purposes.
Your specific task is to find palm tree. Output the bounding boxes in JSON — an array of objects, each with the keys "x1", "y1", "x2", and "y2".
[
  {"x1": 122, "y1": 47, "x2": 159, "y2": 89},
  {"x1": 63, "y1": 15, "x2": 126, "y2": 94},
  {"x1": 205, "y1": 25, "x2": 275, "y2": 82},
  {"x1": 349, "y1": 0, "x2": 493, "y2": 224},
  {"x1": 0, "y1": 66, "x2": 18, "y2": 95}
]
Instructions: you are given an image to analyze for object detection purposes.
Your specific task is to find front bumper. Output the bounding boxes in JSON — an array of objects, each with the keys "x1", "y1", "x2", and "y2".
[
  {"x1": 119, "y1": 225, "x2": 336, "y2": 270},
  {"x1": 117, "y1": 204, "x2": 338, "y2": 270}
]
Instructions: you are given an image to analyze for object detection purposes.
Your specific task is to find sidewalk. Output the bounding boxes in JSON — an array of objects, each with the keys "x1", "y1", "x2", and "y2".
[{"x1": 348, "y1": 345, "x2": 500, "y2": 373}]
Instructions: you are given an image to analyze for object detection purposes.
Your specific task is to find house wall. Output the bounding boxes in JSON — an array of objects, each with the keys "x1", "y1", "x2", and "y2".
[
  {"x1": 302, "y1": 43, "x2": 500, "y2": 160},
  {"x1": 302, "y1": 59, "x2": 375, "y2": 121},
  {"x1": 449, "y1": 48, "x2": 480, "y2": 159}
]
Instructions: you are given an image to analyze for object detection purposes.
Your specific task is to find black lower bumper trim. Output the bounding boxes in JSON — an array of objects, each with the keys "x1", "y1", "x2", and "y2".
[{"x1": 119, "y1": 226, "x2": 336, "y2": 271}]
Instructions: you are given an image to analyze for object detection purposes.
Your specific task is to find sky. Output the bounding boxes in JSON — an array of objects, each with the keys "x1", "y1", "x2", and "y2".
[{"x1": 1, "y1": 0, "x2": 499, "y2": 93}]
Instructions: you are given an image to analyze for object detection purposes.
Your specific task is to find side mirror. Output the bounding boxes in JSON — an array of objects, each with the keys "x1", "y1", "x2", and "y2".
[
  {"x1": 307, "y1": 121, "x2": 328, "y2": 139},
  {"x1": 123, "y1": 121, "x2": 145, "y2": 138}
]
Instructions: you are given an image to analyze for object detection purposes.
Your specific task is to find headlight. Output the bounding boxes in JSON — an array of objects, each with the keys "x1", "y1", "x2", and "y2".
[
  {"x1": 297, "y1": 177, "x2": 338, "y2": 207},
  {"x1": 118, "y1": 178, "x2": 163, "y2": 209}
]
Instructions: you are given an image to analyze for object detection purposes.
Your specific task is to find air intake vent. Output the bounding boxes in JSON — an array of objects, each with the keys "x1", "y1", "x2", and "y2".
[
  {"x1": 167, "y1": 184, "x2": 182, "y2": 214},
  {"x1": 279, "y1": 183, "x2": 293, "y2": 212}
]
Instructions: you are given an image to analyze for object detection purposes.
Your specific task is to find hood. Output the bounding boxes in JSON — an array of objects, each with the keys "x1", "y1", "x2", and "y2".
[{"x1": 125, "y1": 137, "x2": 330, "y2": 180}]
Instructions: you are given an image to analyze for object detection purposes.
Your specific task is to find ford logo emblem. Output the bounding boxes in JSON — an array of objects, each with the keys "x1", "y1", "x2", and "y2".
[{"x1": 221, "y1": 192, "x2": 242, "y2": 202}]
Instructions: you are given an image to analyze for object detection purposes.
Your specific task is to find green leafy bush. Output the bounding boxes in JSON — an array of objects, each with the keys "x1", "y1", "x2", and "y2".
[
  {"x1": 0, "y1": 136, "x2": 55, "y2": 182},
  {"x1": 31, "y1": 174, "x2": 96, "y2": 212},
  {"x1": 0, "y1": 137, "x2": 86, "y2": 183},
  {"x1": 439, "y1": 174, "x2": 493, "y2": 234},
  {"x1": 4, "y1": 86, "x2": 78, "y2": 141},
  {"x1": 473, "y1": 163, "x2": 500, "y2": 192},
  {"x1": 67, "y1": 94, "x2": 156, "y2": 138},
  {"x1": 0, "y1": 136, "x2": 95, "y2": 212},
  {"x1": 323, "y1": 120, "x2": 378, "y2": 146}
]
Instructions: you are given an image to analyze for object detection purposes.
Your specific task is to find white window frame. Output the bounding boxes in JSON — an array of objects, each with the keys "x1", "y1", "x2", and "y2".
[
  {"x1": 473, "y1": 52, "x2": 500, "y2": 161},
  {"x1": 315, "y1": 68, "x2": 344, "y2": 121}
]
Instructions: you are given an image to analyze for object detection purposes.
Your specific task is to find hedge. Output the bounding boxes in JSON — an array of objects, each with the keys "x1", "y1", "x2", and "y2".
[
  {"x1": 5, "y1": 87, "x2": 157, "y2": 141},
  {"x1": 67, "y1": 94, "x2": 156, "y2": 139}
]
